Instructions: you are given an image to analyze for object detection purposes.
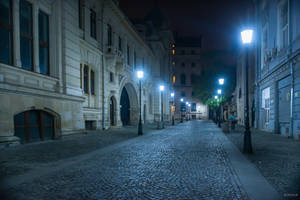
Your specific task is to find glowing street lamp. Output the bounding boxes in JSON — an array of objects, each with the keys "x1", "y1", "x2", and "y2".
[
  {"x1": 171, "y1": 92, "x2": 175, "y2": 125},
  {"x1": 158, "y1": 85, "x2": 165, "y2": 129},
  {"x1": 180, "y1": 98, "x2": 184, "y2": 102},
  {"x1": 137, "y1": 70, "x2": 144, "y2": 135},
  {"x1": 214, "y1": 95, "x2": 218, "y2": 100},
  {"x1": 218, "y1": 78, "x2": 224, "y2": 85},
  {"x1": 241, "y1": 29, "x2": 254, "y2": 154},
  {"x1": 217, "y1": 89, "x2": 222, "y2": 94},
  {"x1": 241, "y1": 29, "x2": 253, "y2": 44},
  {"x1": 180, "y1": 98, "x2": 184, "y2": 122}
]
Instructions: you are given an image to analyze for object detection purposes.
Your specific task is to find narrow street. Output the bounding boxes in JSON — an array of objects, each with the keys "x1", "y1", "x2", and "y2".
[{"x1": 0, "y1": 121, "x2": 279, "y2": 200}]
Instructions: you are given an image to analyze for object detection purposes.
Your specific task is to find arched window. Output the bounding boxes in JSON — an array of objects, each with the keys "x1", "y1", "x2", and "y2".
[
  {"x1": 180, "y1": 74, "x2": 186, "y2": 85},
  {"x1": 14, "y1": 110, "x2": 55, "y2": 143}
]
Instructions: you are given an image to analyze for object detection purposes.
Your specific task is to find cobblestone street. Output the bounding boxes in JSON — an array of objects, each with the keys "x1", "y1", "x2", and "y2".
[{"x1": 0, "y1": 121, "x2": 279, "y2": 200}]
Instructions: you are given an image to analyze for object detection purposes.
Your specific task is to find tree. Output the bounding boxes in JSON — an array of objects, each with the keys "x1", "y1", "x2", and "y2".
[{"x1": 192, "y1": 50, "x2": 236, "y2": 109}]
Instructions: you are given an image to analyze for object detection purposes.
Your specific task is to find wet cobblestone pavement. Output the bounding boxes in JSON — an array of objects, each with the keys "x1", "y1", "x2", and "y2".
[{"x1": 1, "y1": 121, "x2": 250, "y2": 200}]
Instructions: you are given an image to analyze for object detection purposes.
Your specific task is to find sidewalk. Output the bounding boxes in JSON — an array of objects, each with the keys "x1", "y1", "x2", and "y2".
[
  {"x1": 224, "y1": 124, "x2": 300, "y2": 199},
  {"x1": 0, "y1": 123, "x2": 159, "y2": 179}
]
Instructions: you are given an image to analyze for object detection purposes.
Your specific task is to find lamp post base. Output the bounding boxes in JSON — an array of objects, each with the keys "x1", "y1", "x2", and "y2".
[
  {"x1": 138, "y1": 121, "x2": 143, "y2": 136},
  {"x1": 243, "y1": 129, "x2": 253, "y2": 154},
  {"x1": 157, "y1": 121, "x2": 164, "y2": 129}
]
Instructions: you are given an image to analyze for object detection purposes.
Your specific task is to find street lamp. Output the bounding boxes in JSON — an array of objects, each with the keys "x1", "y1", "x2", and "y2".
[
  {"x1": 218, "y1": 78, "x2": 224, "y2": 85},
  {"x1": 217, "y1": 89, "x2": 222, "y2": 94},
  {"x1": 241, "y1": 29, "x2": 253, "y2": 154},
  {"x1": 159, "y1": 85, "x2": 165, "y2": 129},
  {"x1": 171, "y1": 92, "x2": 175, "y2": 125},
  {"x1": 185, "y1": 102, "x2": 189, "y2": 121},
  {"x1": 214, "y1": 95, "x2": 218, "y2": 100},
  {"x1": 188, "y1": 103, "x2": 191, "y2": 120},
  {"x1": 137, "y1": 70, "x2": 144, "y2": 135},
  {"x1": 180, "y1": 98, "x2": 184, "y2": 123}
]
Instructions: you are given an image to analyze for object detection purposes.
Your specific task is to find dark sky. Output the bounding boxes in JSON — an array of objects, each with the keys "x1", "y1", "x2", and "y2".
[{"x1": 120, "y1": 0, "x2": 253, "y2": 51}]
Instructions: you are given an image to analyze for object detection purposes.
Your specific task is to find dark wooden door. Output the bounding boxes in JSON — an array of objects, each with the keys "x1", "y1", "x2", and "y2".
[
  {"x1": 14, "y1": 110, "x2": 54, "y2": 143},
  {"x1": 110, "y1": 97, "x2": 115, "y2": 126},
  {"x1": 120, "y1": 88, "x2": 130, "y2": 125}
]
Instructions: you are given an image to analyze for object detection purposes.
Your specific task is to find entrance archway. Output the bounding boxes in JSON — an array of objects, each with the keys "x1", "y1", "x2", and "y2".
[
  {"x1": 120, "y1": 88, "x2": 130, "y2": 125},
  {"x1": 110, "y1": 96, "x2": 116, "y2": 126},
  {"x1": 14, "y1": 110, "x2": 55, "y2": 143},
  {"x1": 120, "y1": 82, "x2": 138, "y2": 126}
]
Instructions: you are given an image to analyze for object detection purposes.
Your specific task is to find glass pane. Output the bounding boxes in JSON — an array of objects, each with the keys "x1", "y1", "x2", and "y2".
[
  {"x1": 39, "y1": 46, "x2": 49, "y2": 75},
  {"x1": 29, "y1": 111, "x2": 40, "y2": 141},
  {"x1": 44, "y1": 127, "x2": 53, "y2": 140},
  {"x1": 39, "y1": 11, "x2": 48, "y2": 43},
  {"x1": 15, "y1": 128, "x2": 26, "y2": 143},
  {"x1": 20, "y1": 0, "x2": 32, "y2": 35},
  {"x1": 20, "y1": 36, "x2": 33, "y2": 70},
  {"x1": 90, "y1": 71, "x2": 94, "y2": 94},
  {"x1": 0, "y1": 27, "x2": 11, "y2": 64},
  {"x1": 43, "y1": 112, "x2": 53, "y2": 126},
  {"x1": 29, "y1": 111, "x2": 39, "y2": 126},
  {"x1": 0, "y1": 0, "x2": 11, "y2": 25},
  {"x1": 14, "y1": 112, "x2": 25, "y2": 126}
]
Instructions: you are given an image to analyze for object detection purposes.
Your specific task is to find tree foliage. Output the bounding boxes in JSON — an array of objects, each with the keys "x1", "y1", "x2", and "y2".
[{"x1": 191, "y1": 50, "x2": 236, "y2": 109}]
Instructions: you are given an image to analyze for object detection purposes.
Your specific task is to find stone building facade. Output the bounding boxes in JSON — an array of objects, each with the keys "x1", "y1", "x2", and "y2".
[
  {"x1": 172, "y1": 38, "x2": 208, "y2": 120},
  {"x1": 253, "y1": 0, "x2": 300, "y2": 140},
  {"x1": 0, "y1": 0, "x2": 173, "y2": 145}
]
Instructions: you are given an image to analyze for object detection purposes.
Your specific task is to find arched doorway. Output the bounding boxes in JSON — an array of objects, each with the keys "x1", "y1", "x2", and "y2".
[
  {"x1": 14, "y1": 110, "x2": 55, "y2": 143},
  {"x1": 110, "y1": 97, "x2": 116, "y2": 126},
  {"x1": 120, "y1": 88, "x2": 130, "y2": 125}
]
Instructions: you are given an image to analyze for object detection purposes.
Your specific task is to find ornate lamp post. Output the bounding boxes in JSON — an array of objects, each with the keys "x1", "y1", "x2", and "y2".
[
  {"x1": 180, "y1": 98, "x2": 184, "y2": 123},
  {"x1": 171, "y1": 92, "x2": 175, "y2": 125},
  {"x1": 241, "y1": 29, "x2": 253, "y2": 154},
  {"x1": 137, "y1": 70, "x2": 144, "y2": 135}
]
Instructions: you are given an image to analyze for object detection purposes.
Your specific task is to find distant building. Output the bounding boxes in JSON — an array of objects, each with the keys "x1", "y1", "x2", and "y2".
[
  {"x1": 172, "y1": 37, "x2": 208, "y2": 120},
  {"x1": 253, "y1": 0, "x2": 300, "y2": 140}
]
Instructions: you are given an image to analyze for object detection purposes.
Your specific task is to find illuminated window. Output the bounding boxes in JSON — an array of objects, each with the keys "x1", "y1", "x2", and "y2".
[
  {"x1": 172, "y1": 75, "x2": 175, "y2": 85},
  {"x1": 172, "y1": 49, "x2": 175, "y2": 55},
  {"x1": 172, "y1": 44, "x2": 175, "y2": 48}
]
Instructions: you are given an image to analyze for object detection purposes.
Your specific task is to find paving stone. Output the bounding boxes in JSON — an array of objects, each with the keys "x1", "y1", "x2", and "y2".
[{"x1": 1, "y1": 121, "x2": 249, "y2": 200}]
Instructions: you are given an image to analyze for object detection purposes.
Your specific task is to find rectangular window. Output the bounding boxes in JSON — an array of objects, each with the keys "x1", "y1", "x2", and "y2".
[
  {"x1": 78, "y1": 0, "x2": 84, "y2": 30},
  {"x1": 127, "y1": 45, "x2": 130, "y2": 65},
  {"x1": 90, "y1": 70, "x2": 95, "y2": 95},
  {"x1": 38, "y1": 11, "x2": 49, "y2": 75},
  {"x1": 191, "y1": 103, "x2": 196, "y2": 112},
  {"x1": 134, "y1": 51, "x2": 136, "y2": 69},
  {"x1": 109, "y1": 72, "x2": 114, "y2": 82},
  {"x1": 20, "y1": 0, "x2": 33, "y2": 70},
  {"x1": 83, "y1": 65, "x2": 89, "y2": 94},
  {"x1": 118, "y1": 36, "x2": 122, "y2": 51},
  {"x1": 90, "y1": 9, "x2": 96, "y2": 39},
  {"x1": 0, "y1": 0, "x2": 13, "y2": 64},
  {"x1": 280, "y1": 2, "x2": 288, "y2": 48},
  {"x1": 262, "y1": 87, "x2": 270, "y2": 123},
  {"x1": 107, "y1": 24, "x2": 112, "y2": 46}
]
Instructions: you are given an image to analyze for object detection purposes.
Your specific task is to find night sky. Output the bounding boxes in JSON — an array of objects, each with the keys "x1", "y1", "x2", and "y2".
[{"x1": 120, "y1": 0, "x2": 253, "y2": 51}]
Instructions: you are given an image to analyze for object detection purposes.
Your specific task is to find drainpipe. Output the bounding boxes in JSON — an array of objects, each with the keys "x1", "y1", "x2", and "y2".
[
  {"x1": 101, "y1": 1, "x2": 106, "y2": 130},
  {"x1": 288, "y1": 0, "x2": 293, "y2": 138}
]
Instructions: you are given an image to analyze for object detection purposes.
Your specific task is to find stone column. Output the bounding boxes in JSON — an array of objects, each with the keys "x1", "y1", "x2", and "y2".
[
  {"x1": 13, "y1": 0, "x2": 21, "y2": 67},
  {"x1": 33, "y1": 3, "x2": 40, "y2": 73}
]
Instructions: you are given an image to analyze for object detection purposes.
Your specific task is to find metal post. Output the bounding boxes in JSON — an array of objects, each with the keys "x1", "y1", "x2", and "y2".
[
  {"x1": 243, "y1": 46, "x2": 253, "y2": 154},
  {"x1": 161, "y1": 91, "x2": 164, "y2": 128},
  {"x1": 138, "y1": 79, "x2": 143, "y2": 135},
  {"x1": 172, "y1": 97, "x2": 175, "y2": 125},
  {"x1": 180, "y1": 104, "x2": 183, "y2": 123}
]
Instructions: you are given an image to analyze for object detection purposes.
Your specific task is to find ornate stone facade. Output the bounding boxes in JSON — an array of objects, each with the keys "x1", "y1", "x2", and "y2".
[{"x1": 0, "y1": 0, "x2": 173, "y2": 145}]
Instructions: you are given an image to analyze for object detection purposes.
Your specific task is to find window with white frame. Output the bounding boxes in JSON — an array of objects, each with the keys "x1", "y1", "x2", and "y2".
[
  {"x1": 279, "y1": 1, "x2": 288, "y2": 49},
  {"x1": 80, "y1": 64, "x2": 95, "y2": 95},
  {"x1": 262, "y1": 87, "x2": 270, "y2": 123},
  {"x1": 261, "y1": 25, "x2": 268, "y2": 69}
]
